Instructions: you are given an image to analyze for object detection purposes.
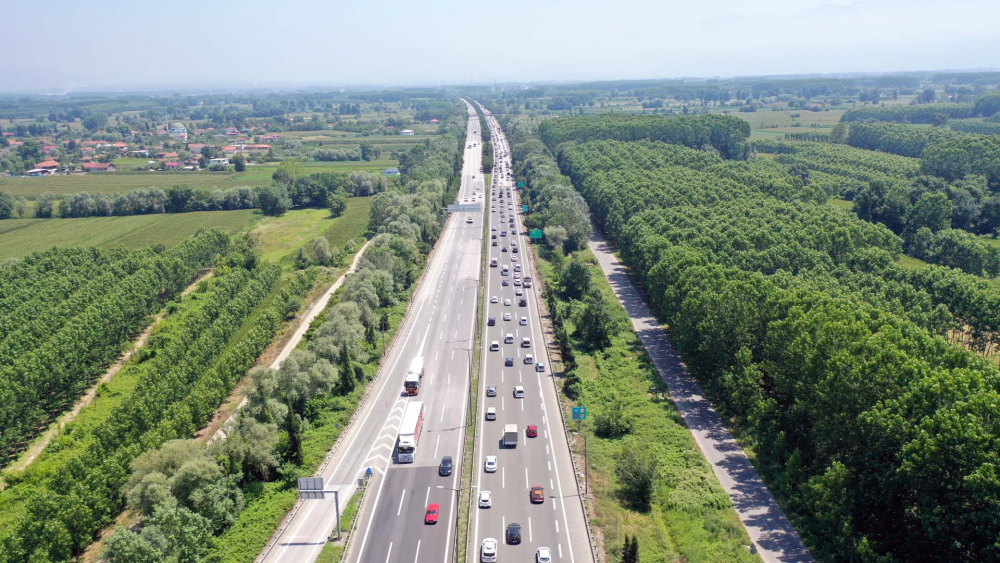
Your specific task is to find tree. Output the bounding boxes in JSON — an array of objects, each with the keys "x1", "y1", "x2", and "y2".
[
  {"x1": 622, "y1": 535, "x2": 639, "y2": 563},
  {"x1": 616, "y1": 441, "x2": 657, "y2": 511},
  {"x1": 575, "y1": 292, "x2": 615, "y2": 350},
  {"x1": 102, "y1": 527, "x2": 165, "y2": 563},
  {"x1": 312, "y1": 236, "x2": 332, "y2": 265},
  {"x1": 272, "y1": 158, "x2": 303, "y2": 184},
  {"x1": 0, "y1": 190, "x2": 15, "y2": 219},
  {"x1": 231, "y1": 153, "x2": 246, "y2": 172},
  {"x1": 908, "y1": 192, "x2": 953, "y2": 233},
  {"x1": 561, "y1": 255, "x2": 591, "y2": 300},
  {"x1": 544, "y1": 225, "x2": 568, "y2": 251},
  {"x1": 829, "y1": 123, "x2": 848, "y2": 144},
  {"x1": 141, "y1": 504, "x2": 213, "y2": 563},
  {"x1": 338, "y1": 342, "x2": 354, "y2": 392},
  {"x1": 327, "y1": 192, "x2": 348, "y2": 218},
  {"x1": 259, "y1": 184, "x2": 291, "y2": 216}
]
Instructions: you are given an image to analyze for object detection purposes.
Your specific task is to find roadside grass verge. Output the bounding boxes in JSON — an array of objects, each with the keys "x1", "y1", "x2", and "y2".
[{"x1": 534, "y1": 247, "x2": 759, "y2": 563}]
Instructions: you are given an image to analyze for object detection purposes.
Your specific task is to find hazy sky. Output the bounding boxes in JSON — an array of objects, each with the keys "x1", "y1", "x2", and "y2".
[{"x1": 1, "y1": 0, "x2": 997, "y2": 92}]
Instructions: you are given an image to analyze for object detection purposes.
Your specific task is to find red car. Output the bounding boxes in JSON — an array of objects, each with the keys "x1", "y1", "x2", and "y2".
[
  {"x1": 530, "y1": 486, "x2": 545, "y2": 504},
  {"x1": 425, "y1": 503, "x2": 440, "y2": 524},
  {"x1": 526, "y1": 425, "x2": 538, "y2": 438}
]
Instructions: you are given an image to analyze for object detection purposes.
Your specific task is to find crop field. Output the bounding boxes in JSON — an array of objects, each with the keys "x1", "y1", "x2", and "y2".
[
  {"x1": 710, "y1": 106, "x2": 846, "y2": 134},
  {"x1": 0, "y1": 210, "x2": 261, "y2": 260},
  {"x1": 0, "y1": 171, "x2": 269, "y2": 197}
]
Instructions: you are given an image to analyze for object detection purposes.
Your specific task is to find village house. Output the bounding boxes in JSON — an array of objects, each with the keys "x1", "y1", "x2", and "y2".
[
  {"x1": 400, "y1": 129, "x2": 415, "y2": 136},
  {"x1": 164, "y1": 161, "x2": 183, "y2": 170},
  {"x1": 83, "y1": 162, "x2": 116, "y2": 172},
  {"x1": 261, "y1": 134, "x2": 280, "y2": 142},
  {"x1": 35, "y1": 160, "x2": 60, "y2": 170}
]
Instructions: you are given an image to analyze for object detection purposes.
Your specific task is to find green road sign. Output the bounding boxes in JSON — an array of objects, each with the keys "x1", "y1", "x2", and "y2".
[
  {"x1": 529, "y1": 229, "x2": 544, "y2": 240},
  {"x1": 517, "y1": 181, "x2": 525, "y2": 188},
  {"x1": 522, "y1": 204, "x2": 528, "y2": 213},
  {"x1": 572, "y1": 406, "x2": 588, "y2": 420}
]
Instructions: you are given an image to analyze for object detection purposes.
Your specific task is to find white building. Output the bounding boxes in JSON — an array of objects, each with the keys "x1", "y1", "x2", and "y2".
[
  {"x1": 168, "y1": 122, "x2": 188, "y2": 141},
  {"x1": 209, "y1": 157, "x2": 230, "y2": 166}
]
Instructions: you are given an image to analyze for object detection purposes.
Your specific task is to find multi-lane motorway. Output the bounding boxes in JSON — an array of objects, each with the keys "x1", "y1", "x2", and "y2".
[
  {"x1": 468, "y1": 106, "x2": 594, "y2": 563},
  {"x1": 261, "y1": 101, "x2": 484, "y2": 563},
  {"x1": 259, "y1": 100, "x2": 592, "y2": 563}
]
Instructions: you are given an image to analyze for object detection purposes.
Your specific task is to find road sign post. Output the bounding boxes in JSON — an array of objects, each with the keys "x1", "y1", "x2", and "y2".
[{"x1": 572, "y1": 406, "x2": 588, "y2": 420}]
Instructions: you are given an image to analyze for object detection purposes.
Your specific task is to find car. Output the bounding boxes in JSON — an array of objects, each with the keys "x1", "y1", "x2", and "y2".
[
  {"x1": 520, "y1": 316, "x2": 528, "y2": 325},
  {"x1": 524, "y1": 354, "x2": 534, "y2": 364},
  {"x1": 514, "y1": 279, "x2": 522, "y2": 286},
  {"x1": 485, "y1": 407, "x2": 496, "y2": 420},
  {"x1": 530, "y1": 485, "x2": 545, "y2": 503},
  {"x1": 463, "y1": 198, "x2": 468, "y2": 202},
  {"x1": 515, "y1": 288, "x2": 523, "y2": 296},
  {"x1": 466, "y1": 217, "x2": 474, "y2": 224},
  {"x1": 526, "y1": 424, "x2": 538, "y2": 438},
  {"x1": 504, "y1": 334, "x2": 514, "y2": 344},
  {"x1": 501, "y1": 230, "x2": 507, "y2": 236},
  {"x1": 425, "y1": 503, "x2": 440, "y2": 524},
  {"x1": 439, "y1": 456, "x2": 453, "y2": 476},
  {"x1": 519, "y1": 298, "x2": 527, "y2": 307},
  {"x1": 479, "y1": 491, "x2": 492, "y2": 508},
  {"x1": 491, "y1": 241, "x2": 498, "y2": 246},
  {"x1": 513, "y1": 385, "x2": 525, "y2": 398},
  {"x1": 491, "y1": 295, "x2": 498, "y2": 303},
  {"x1": 536, "y1": 547, "x2": 552, "y2": 563},
  {"x1": 522, "y1": 336, "x2": 531, "y2": 348},
  {"x1": 487, "y1": 385, "x2": 497, "y2": 396},
  {"x1": 506, "y1": 522, "x2": 522, "y2": 544},
  {"x1": 481, "y1": 538, "x2": 498, "y2": 562},
  {"x1": 490, "y1": 341, "x2": 499, "y2": 351},
  {"x1": 491, "y1": 226, "x2": 497, "y2": 231},
  {"x1": 501, "y1": 279, "x2": 509, "y2": 286},
  {"x1": 488, "y1": 316, "x2": 495, "y2": 326},
  {"x1": 503, "y1": 312, "x2": 512, "y2": 321},
  {"x1": 505, "y1": 357, "x2": 514, "y2": 367},
  {"x1": 485, "y1": 455, "x2": 498, "y2": 473},
  {"x1": 514, "y1": 265, "x2": 521, "y2": 272},
  {"x1": 491, "y1": 234, "x2": 497, "y2": 239},
  {"x1": 536, "y1": 361, "x2": 546, "y2": 372},
  {"x1": 504, "y1": 299, "x2": 512, "y2": 306},
  {"x1": 501, "y1": 247, "x2": 507, "y2": 253},
  {"x1": 511, "y1": 256, "x2": 518, "y2": 262}
]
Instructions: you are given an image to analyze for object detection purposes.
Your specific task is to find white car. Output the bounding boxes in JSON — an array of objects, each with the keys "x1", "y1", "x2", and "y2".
[
  {"x1": 485, "y1": 455, "x2": 498, "y2": 473},
  {"x1": 503, "y1": 312, "x2": 512, "y2": 321},
  {"x1": 520, "y1": 316, "x2": 528, "y2": 325},
  {"x1": 490, "y1": 341, "x2": 499, "y2": 351},
  {"x1": 479, "y1": 490, "x2": 493, "y2": 508},
  {"x1": 504, "y1": 299, "x2": 511, "y2": 306},
  {"x1": 513, "y1": 386, "x2": 525, "y2": 398},
  {"x1": 536, "y1": 547, "x2": 552, "y2": 563},
  {"x1": 491, "y1": 295, "x2": 498, "y2": 303},
  {"x1": 482, "y1": 538, "x2": 498, "y2": 563},
  {"x1": 504, "y1": 334, "x2": 514, "y2": 344},
  {"x1": 486, "y1": 407, "x2": 496, "y2": 420}
]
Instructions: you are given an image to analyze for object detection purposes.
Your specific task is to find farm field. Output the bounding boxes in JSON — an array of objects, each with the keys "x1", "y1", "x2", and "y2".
[
  {"x1": 0, "y1": 171, "x2": 267, "y2": 197},
  {"x1": 0, "y1": 210, "x2": 260, "y2": 260}
]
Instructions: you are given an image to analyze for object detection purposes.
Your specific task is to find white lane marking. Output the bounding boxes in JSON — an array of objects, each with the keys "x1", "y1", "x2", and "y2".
[
  {"x1": 548, "y1": 460, "x2": 551, "y2": 472},
  {"x1": 413, "y1": 540, "x2": 421, "y2": 563},
  {"x1": 525, "y1": 467, "x2": 529, "y2": 489},
  {"x1": 551, "y1": 478, "x2": 554, "y2": 489},
  {"x1": 385, "y1": 543, "x2": 393, "y2": 563},
  {"x1": 424, "y1": 486, "x2": 430, "y2": 507},
  {"x1": 429, "y1": 372, "x2": 434, "y2": 386},
  {"x1": 502, "y1": 467, "x2": 505, "y2": 488},
  {"x1": 440, "y1": 405, "x2": 447, "y2": 422},
  {"x1": 396, "y1": 489, "x2": 406, "y2": 516},
  {"x1": 559, "y1": 545, "x2": 563, "y2": 558},
  {"x1": 501, "y1": 396, "x2": 504, "y2": 411},
  {"x1": 529, "y1": 517, "x2": 533, "y2": 542},
  {"x1": 434, "y1": 434, "x2": 440, "y2": 459},
  {"x1": 521, "y1": 398, "x2": 524, "y2": 412}
]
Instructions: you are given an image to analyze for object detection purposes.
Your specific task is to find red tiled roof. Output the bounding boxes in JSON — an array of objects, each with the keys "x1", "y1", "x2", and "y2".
[{"x1": 35, "y1": 160, "x2": 60, "y2": 168}]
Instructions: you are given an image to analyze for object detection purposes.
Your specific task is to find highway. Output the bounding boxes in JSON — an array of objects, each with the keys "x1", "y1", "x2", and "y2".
[
  {"x1": 260, "y1": 101, "x2": 484, "y2": 563},
  {"x1": 469, "y1": 105, "x2": 595, "y2": 563}
]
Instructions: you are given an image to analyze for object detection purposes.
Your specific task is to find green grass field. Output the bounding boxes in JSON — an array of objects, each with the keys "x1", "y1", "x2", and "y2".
[
  {"x1": 252, "y1": 196, "x2": 372, "y2": 264},
  {"x1": 0, "y1": 210, "x2": 261, "y2": 261}
]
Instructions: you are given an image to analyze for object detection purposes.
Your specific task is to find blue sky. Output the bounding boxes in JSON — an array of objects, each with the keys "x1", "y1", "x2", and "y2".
[{"x1": 0, "y1": 0, "x2": 997, "y2": 92}]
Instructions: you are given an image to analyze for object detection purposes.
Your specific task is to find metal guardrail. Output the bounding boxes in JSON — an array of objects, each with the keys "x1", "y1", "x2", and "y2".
[{"x1": 338, "y1": 476, "x2": 371, "y2": 563}]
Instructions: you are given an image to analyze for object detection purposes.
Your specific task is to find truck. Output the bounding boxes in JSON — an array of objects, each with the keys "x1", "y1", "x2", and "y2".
[
  {"x1": 404, "y1": 357, "x2": 424, "y2": 396},
  {"x1": 502, "y1": 424, "x2": 518, "y2": 448},
  {"x1": 397, "y1": 401, "x2": 424, "y2": 463}
]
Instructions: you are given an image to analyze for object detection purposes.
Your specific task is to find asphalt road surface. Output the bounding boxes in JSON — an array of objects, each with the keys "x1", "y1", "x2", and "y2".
[
  {"x1": 261, "y1": 101, "x2": 484, "y2": 563},
  {"x1": 468, "y1": 105, "x2": 595, "y2": 563}
]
